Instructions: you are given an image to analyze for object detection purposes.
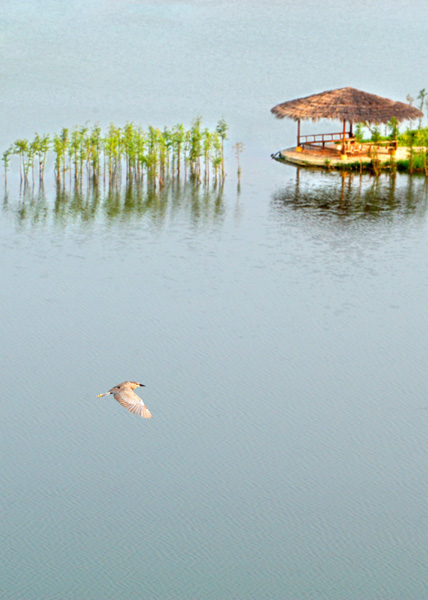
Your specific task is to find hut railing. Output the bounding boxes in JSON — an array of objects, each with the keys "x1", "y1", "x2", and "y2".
[
  {"x1": 300, "y1": 132, "x2": 352, "y2": 147},
  {"x1": 300, "y1": 134, "x2": 398, "y2": 156},
  {"x1": 346, "y1": 139, "x2": 398, "y2": 156}
]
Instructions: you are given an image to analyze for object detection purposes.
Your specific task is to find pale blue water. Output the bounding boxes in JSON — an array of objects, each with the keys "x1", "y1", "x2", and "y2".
[{"x1": 2, "y1": 2, "x2": 428, "y2": 599}]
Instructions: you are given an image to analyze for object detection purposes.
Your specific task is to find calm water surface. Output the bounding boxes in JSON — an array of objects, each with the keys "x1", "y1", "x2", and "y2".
[{"x1": 2, "y1": 2, "x2": 428, "y2": 599}]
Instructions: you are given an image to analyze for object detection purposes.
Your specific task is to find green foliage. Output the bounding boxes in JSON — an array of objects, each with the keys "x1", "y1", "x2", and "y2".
[
  {"x1": 370, "y1": 125, "x2": 381, "y2": 143},
  {"x1": 2, "y1": 148, "x2": 11, "y2": 168},
  {"x1": 216, "y1": 118, "x2": 228, "y2": 141},
  {"x1": 398, "y1": 128, "x2": 428, "y2": 147},
  {"x1": 387, "y1": 117, "x2": 399, "y2": 140},
  {"x1": 355, "y1": 123, "x2": 365, "y2": 142}
]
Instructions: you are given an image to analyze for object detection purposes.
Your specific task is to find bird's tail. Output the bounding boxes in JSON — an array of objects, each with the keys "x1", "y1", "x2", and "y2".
[{"x1": 141, "y1": 405, "x2": 152, "y2": 419}]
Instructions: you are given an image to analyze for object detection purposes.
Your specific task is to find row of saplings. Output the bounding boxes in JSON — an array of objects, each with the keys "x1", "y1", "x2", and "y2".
[{"x1": 2, "y1": 118, "x2": 239, "y2": 187}]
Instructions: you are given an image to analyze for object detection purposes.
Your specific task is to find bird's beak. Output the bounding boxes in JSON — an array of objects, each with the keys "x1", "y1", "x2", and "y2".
[
  {"x1": 96, "y1": 393, "x2": 105, "y2": 397},
  {"x1": 139, "y1": 383, "x2": 145, "y2": 387}
]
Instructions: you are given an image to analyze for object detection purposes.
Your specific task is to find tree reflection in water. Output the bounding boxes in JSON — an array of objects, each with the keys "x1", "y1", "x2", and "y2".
[
  {"x1": 272, "y1": 169, "x2": 428, "y2": 220},
  {"x1": 2, "y1": 178, "x2": 225, "y2": 229}
]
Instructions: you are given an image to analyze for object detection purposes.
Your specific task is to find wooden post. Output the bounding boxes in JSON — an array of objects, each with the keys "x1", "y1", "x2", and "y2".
[
  {"x1": 341, "y1": 119, "x2": 347, "y2": 158},
  {"x1": 296, "y1": 119, "x2": 301, "y2": 151}
]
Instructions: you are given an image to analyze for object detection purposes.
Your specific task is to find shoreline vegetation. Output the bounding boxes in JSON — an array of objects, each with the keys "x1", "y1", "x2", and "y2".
[
  {"x1": 350, "y1": 115, "x2": 428, "y2": 175},
  {"x1": 2, "y1": 118, "x2": 239, "y2": 189}
]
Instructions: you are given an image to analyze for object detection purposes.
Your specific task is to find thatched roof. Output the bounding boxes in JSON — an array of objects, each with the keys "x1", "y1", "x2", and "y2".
[{"x1": 271, "y1": 87, "x2": 423, "y2": 124}]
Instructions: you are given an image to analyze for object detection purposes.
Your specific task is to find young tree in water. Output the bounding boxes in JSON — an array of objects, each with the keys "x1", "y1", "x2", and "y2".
[
  {"x1": 233, "y1": 142, "x2": 244, "y2": 183},
  {"x1": 172, "y1": 124, "x2": 186, "y2": 176},
  {"x1": 417, "y1": 88, "x2": 426, "y2": 129},
  {"x1": 2, "y1": 148, "x2": 12, "y2": 187},
  {"x1": 406, "y1": 94, "x2": 415, "y2": 129},
  {"x1": 216, "y1": 118, "x2": 228, "y2": 180},
  {"x1": 13, "y1": 139, "x2": 29, "y2": 185}
]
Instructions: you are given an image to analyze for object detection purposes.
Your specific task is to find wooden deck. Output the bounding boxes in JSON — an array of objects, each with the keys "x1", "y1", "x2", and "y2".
[{"x1": 272, "y1": 145, "x2": 409, "y2": 169}]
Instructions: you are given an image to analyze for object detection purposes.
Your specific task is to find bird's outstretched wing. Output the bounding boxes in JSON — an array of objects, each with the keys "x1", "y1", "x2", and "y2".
[{"x1": 113, "y1": 388, "x2": 152, "y2": 418}]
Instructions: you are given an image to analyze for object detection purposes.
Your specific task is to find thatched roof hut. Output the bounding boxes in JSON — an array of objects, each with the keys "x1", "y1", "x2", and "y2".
[
  {"x1": 271, "y1": 87, "x2": 423, "y2": 156},
  {"x1": 271, "y1": 87, "x2": 423, "y2": 124}
]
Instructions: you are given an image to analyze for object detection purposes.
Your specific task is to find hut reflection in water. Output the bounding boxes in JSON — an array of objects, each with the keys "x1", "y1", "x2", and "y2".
[{"x1": 272, "y1": 168, "x2": 428, "y2": 219}]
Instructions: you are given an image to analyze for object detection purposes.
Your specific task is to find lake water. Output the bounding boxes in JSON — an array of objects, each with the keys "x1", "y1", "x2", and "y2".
[{"x1": 2, "y1": 2, "x2": 428, "y2": 599}]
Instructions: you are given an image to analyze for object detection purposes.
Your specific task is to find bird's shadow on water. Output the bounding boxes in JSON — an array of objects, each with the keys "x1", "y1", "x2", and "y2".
[
  {"x1": 2, "y1": 177, "x2": 226, "y2": 229},
  {"x1": 271, "y1": 168, "x2": 428, "y2": 221}
]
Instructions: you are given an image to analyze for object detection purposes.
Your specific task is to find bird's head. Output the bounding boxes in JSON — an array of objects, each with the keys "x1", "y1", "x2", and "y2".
[{"x1": 130, "y1": 381, "x2": 145, "y2": 389}]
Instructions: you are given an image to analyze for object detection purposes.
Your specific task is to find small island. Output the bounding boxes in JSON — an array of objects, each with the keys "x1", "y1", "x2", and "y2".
[{"x1": 271, "y1": 87, "x2": 428, "y2": 174}]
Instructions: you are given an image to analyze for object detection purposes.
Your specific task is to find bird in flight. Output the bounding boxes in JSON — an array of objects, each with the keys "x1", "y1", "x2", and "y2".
[{"x1": 97, "y1": 381, "x2": 152, "y2": 418}]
